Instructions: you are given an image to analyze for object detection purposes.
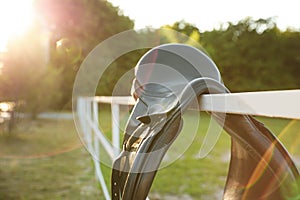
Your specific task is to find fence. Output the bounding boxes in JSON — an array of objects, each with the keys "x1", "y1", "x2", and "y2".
[{"x1": 76, "y1": 89, "x2": 300, "y2": 200}]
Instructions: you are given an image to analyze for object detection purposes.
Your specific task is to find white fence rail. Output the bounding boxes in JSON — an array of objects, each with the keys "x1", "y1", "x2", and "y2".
[{"x1": 77, "y1": 89, "x2": 300, "y2": 200}]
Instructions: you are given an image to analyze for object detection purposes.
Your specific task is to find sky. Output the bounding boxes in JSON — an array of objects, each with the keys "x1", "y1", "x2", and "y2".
[
  {"x1": 0, "y1": 0, "x2": 34, "y2": 51},
  {"x1": 108, "y1": 0, "x2": 300, "y2": 31}
]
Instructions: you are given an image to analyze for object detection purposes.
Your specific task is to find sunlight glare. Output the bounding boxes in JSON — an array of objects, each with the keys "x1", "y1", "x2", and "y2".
[
  {"x1": 0, "y1": 62, "x2": 3, "y2": 75},
  {"x1": 0, "y1": 0, "x2": 34, "y2": 52}
]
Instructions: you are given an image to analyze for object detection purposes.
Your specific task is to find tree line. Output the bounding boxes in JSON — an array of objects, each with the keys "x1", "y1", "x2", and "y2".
[{"x1": 0, "y1": 0, "x2": 299, "y2": 116}]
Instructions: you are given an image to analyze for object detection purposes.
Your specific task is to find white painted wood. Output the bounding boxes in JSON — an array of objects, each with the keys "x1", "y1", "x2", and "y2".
[
  {"x1": 92, "y1": 96, "x2": 136, "y2": 105},
  {"x1": 111, "y1": 103, "x2": 120, "y2": 158},
  {"x1": 198, "y1": 89, "x2": 300, "y2": 119},
  {"x1": 87, "y1": 89, "x2": 300, "y2": 119}
]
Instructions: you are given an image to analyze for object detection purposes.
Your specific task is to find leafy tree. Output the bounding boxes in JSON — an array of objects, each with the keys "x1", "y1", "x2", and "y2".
[
  {"x1": 280, "y1": 30, "x2": 300, "y2": 87},
  {"x1": 0, "y1": 24, "x2": 61, "y2": 117},
  {"x1": 161, "y1": 21, "x2": 201, "y2": 47},
  {"x1": 161, "y1": 18, "x2": 300, "y2": 92},
  {"x1": 201, "y1": 17, "x2": 300, "y2": 91},
  {"x1": 35, "y1": 0, "x2": 135, "y2": 108},
  {"x1": 163, "y1": 20, "x2": 200, "y2": 39}
]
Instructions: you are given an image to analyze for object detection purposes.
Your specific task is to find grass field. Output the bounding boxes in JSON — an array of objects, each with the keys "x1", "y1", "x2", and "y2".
[
  {"x1": 0, "y1": 111, "x2": 299, "y2": 200},
  {"x1": 0, "y1": 119, "x2": 101, "y2": 200}
]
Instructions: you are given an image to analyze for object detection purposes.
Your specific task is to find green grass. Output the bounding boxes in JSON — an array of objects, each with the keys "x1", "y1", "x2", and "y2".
[
  {"x1": 150, "y1": 111, "x2": 231, "y2": 199},
  {"x1": 0, "y1": 119, "x2": 101, "y2": 200},
  {"x1": 0, "y1": 119, "x2": 82, "y2": 158},
  {"x1": 0, "y1": 111, "x2": 299, "y2": 200}
]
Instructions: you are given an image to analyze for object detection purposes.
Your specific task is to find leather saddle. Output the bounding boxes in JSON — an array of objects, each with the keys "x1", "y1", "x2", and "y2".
[{"x1": 111, "y1": 44, "x2": 299, "y2": 199}]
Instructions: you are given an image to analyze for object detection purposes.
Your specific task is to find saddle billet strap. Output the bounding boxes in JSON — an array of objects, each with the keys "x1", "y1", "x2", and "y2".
[{"x1": 111, "y1": 151, "x2": 128, "y2": 200}]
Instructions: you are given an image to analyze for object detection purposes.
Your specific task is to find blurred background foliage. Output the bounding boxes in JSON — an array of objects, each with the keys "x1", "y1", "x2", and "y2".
[{"x1": 0, "y1": 0, "x2": 299, "y2": 116}]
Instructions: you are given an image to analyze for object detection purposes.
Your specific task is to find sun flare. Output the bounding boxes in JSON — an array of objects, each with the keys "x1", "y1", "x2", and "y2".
[{"x1": 0, "y1": 0, "x2": 34, "y2": 52}]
